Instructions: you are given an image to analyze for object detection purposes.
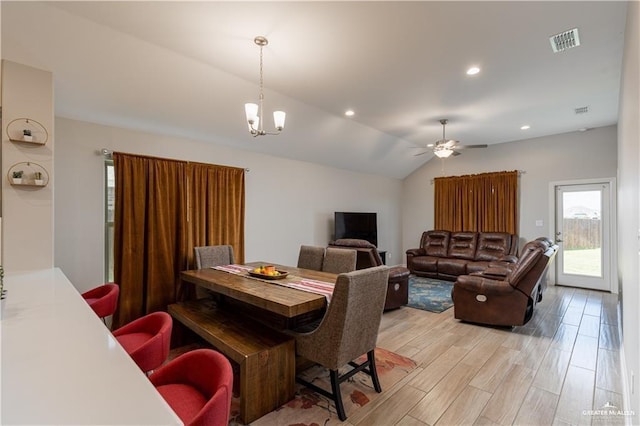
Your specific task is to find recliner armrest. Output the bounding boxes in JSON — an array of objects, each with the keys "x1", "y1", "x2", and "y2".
[
  {"x1": 476, "y1": 266, "x2": 510, "y2": 278},
  {"x1": 455, "y1": 275, "x2": 514, "y2": 295},
  {"x1": 406, "y1": 248, "x2": 425, "y2": 257}
]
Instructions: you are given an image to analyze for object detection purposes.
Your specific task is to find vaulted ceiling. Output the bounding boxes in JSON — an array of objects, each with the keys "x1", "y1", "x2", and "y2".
[{"x1": 1, "y1": 1, "x2": 627, "y2": 178}]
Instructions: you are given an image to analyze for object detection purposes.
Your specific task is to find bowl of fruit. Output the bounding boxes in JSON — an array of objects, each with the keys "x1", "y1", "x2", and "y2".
[{"x1": 248, "y1": 265, "x2": 289, "y2": 280}]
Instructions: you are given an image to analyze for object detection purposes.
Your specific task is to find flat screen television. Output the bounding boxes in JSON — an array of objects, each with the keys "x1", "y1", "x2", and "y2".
[{"x1": 334, "y1": 212, "x2": 377, "y2": 247}]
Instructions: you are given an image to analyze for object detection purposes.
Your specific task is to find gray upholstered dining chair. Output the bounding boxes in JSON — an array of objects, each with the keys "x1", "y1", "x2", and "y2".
[
  {"x1": 194, "y1": 245, "x2": 235, "y2": 269},
  {"x1": 193, "y1": 245, "x2": 235, "y2": 299},
  {"x1": 321, "y1": 247, "x2": 357, "y2": 274},
  {"x1": 286, "y1": 265, "x2": 390, "y2": 421},
  {"x1": 297, "y1": 245, "x2": 326, "y2": 271}
]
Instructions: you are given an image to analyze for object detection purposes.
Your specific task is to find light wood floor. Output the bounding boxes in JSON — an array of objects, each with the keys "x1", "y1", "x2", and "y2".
[{"x1": 347, "y1": 284, "x2": 626, "y2": 426}]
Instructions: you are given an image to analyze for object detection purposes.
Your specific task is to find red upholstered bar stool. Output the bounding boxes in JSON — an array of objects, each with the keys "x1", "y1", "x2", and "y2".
[
  {"x1": 112, "y1": 311, "x2": 173, "y2": 374},
  {"x1": 150, "y1": 349, "x2": 233, "y2": 426},
  {"x1": 81, "y1": 283, "x2": 119, "y2": 324}
]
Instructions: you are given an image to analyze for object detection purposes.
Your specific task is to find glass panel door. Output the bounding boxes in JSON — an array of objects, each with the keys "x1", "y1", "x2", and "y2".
[{"x1": 555, "y1": 183, "x2": 610, "y2": 291}]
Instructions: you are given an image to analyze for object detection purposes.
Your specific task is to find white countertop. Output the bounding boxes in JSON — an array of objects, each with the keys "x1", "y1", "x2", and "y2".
[{"x1": 0, "y1": 268, "x2": 182, "y2": 425}]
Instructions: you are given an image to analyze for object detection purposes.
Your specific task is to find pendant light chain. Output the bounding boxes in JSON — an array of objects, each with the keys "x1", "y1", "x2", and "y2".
[{"x1": 259, "y1": 42, "x2": 264, "y2": 128}]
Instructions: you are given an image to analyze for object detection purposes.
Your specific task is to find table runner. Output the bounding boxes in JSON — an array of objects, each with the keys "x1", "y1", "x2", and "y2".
[{"x1": 213, "y1": 264, "x2": 335, "y2": 303}]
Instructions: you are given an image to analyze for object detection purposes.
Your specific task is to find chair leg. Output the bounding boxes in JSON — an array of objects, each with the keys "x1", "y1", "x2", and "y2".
[
  {"x1": 329, "y1": 369, "x2": 347, "y2": 421},
  {"x1": 367, "y1": 350, "x2": 382, "y2": 393},
  {"x1": 297, "y1": 354, "x2": 379, "y2": 422}
]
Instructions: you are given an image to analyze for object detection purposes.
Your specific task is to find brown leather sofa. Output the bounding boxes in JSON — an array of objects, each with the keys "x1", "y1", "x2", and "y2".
[
  {"x1": 451, "y1": 238, "x2": 558, "y2": 326},
  {"x1": 328, "y1": 239, "x2": 410, "y2": 310},
  {"x1": 406, "y1": 230, "x2": 519, "y2": 281}
]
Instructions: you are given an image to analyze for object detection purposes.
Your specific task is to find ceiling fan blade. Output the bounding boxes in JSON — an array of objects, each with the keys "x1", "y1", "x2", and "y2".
[
  {"x1": 452, "y1": 150, "x2": 462, "y2": 156},
  {"x1": 413, "y1": 151, "x2": 428, "y2": 156},
  {"x1": 437, "y1": 139, "x2": 458, "y2": 148},
  {"x1": 457, "y1": 144, "x2": 488, "y2": 149}
]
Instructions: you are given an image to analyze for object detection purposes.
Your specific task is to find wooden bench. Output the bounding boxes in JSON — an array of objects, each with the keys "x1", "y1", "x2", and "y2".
[{"x1": 168, "y1": 300, "x2": 295, "y2": 424}]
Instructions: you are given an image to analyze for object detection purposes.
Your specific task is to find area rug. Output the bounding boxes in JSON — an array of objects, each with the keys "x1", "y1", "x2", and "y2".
[
  {"x1": 407, "y1": 275, "x2": 454, "y2": 313},
  {"x1": 229, "y1": 347, "x2": 416, "y2": 425}
]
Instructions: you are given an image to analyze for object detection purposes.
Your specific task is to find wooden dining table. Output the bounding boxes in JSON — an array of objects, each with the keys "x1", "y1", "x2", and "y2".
[
  {"x1": 180, "y1": 261, "x2": 336, "y2": 324},
  {"x1": 171, "y1": 262, "x2": 337, "y2": 424}
]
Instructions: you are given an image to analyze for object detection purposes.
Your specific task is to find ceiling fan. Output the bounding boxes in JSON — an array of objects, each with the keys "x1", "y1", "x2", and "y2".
[{"x1": 414, "y1": 119, "x2": 487, "y2": 158}]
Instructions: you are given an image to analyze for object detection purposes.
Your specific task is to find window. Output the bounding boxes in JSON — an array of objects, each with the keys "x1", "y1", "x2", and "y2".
[{"x1": 105, "y1": 161, "x2": 115, "y2": 282}]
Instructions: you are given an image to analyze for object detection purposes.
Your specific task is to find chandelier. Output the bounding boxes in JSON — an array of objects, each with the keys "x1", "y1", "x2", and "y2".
[{"x1": 244, "y1": 36, "x2": 286, "y2": 137}]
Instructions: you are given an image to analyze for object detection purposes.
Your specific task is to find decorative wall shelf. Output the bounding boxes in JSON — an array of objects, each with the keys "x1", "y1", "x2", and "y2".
[
  {"x1": 7, "y1": 162, "x2": 49, "y2": 188},
  {"x1": 5, "y1": 117, "x2": 48, "y2": 145}
]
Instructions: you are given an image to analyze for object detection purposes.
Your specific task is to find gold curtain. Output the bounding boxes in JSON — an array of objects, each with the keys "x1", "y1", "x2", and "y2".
[
  {"x1": 188, "y1": 161, "x2": 245, "y2": 266},
  {"x1": 434, "y1": 170, "x2": 518, "y2": 234},
  {"x1": 112, "y1": 152, "x2": 245, "y2": 328}
]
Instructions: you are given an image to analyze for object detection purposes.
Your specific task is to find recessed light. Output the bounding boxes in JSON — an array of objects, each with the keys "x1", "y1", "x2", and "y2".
[
  {"x1": 466, "y1": 66, "x2": 480, "y2": 76},
  {"x1": 520, "y1": 125, "x2": 530, "y2": 130},
  {"x1": 345, "y1": 110, "x2": 355, "y2": 117}
]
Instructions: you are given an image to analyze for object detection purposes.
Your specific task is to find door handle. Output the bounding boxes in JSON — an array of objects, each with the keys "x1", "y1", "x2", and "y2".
[{"x1": 556, "y1": 239, "x2": 563, "y2": 243}]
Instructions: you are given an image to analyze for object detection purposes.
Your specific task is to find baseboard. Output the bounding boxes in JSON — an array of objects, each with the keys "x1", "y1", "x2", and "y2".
[{"x1": 618, "y1": 302, "x2": 637, "y2": 426}]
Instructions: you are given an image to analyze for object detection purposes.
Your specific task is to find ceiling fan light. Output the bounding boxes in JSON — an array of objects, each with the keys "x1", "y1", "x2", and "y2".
[{"x1": 434, "y1": 148, "x2": 453, "y2": 158}]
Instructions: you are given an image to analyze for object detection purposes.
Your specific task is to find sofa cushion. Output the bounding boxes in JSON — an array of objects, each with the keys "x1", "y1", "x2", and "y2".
[
  {"x1": 466, "y1": 260, "x2": 491, "y2": 274},
  {"x1": 411, "y1": 256, "x2": 439, "y2": 272},
  {"x1": 420, "y1": 230, "x2": 450, "y2": 257},
  {"x1": 447, "y1": 232, "x2": 478, "y2": 260},
  {"x1": 475, "y1": 232, "x2": 514, "y2": 261},
  {"x1": 438, "y1": 258, "x2": 468, "y2": 276}
]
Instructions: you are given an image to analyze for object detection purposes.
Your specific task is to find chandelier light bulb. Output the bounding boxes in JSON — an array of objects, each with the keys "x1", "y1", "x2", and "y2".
[
  {"x1": 245, "y1": 103, "x2": 259, "y2": 123},
  {"x1": 273, "y1": 111, "x2": 286, "y2": 131}
]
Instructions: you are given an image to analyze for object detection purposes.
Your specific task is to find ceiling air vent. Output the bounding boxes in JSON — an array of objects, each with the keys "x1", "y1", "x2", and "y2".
[
  {"x1": 550, "y1": 28, "x2": 580, "y2": 53},
  {"x1": 575, "y1": 106, "x2": 589, "y2": 115}
]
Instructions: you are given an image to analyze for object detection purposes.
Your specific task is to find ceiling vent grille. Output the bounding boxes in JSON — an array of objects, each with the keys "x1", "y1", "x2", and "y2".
[
  {"x1": 575, "y1": 106, "x2": 589, "y2": 114},
  {"x1": 550, "y1": 28, "x2": 580, "y2": 53}
]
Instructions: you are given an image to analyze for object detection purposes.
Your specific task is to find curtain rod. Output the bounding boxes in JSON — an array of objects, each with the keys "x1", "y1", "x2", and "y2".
[
  {"x1": 430, "y1": 170, "x2": 525, "y2": 185},
  {"x1": 98, "y1": 148, "x2": 250, "y2": 172}
]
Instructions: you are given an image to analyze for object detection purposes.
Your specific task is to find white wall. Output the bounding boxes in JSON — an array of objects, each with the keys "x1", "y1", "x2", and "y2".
[
  {"x1": 617, "y1": 1, "x2": 639, "y2": 420},
  {"x1": 54, "y1": 118, "x2": 402, "y2": 292},
  {"x1": 402, "y1": 126, "x2": 617, "y2": 253},
  {"x1": 1, "y1": 61, "x2": 54, "y2": 271}
]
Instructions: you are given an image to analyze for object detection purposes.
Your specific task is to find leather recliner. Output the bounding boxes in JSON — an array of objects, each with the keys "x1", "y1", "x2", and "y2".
[
  {"x1": 327, "y1": 239, "x2": 410, "y2": 310},
  {"x1": 451, "y1": 240, "x2": 558, "y2": 326}
]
